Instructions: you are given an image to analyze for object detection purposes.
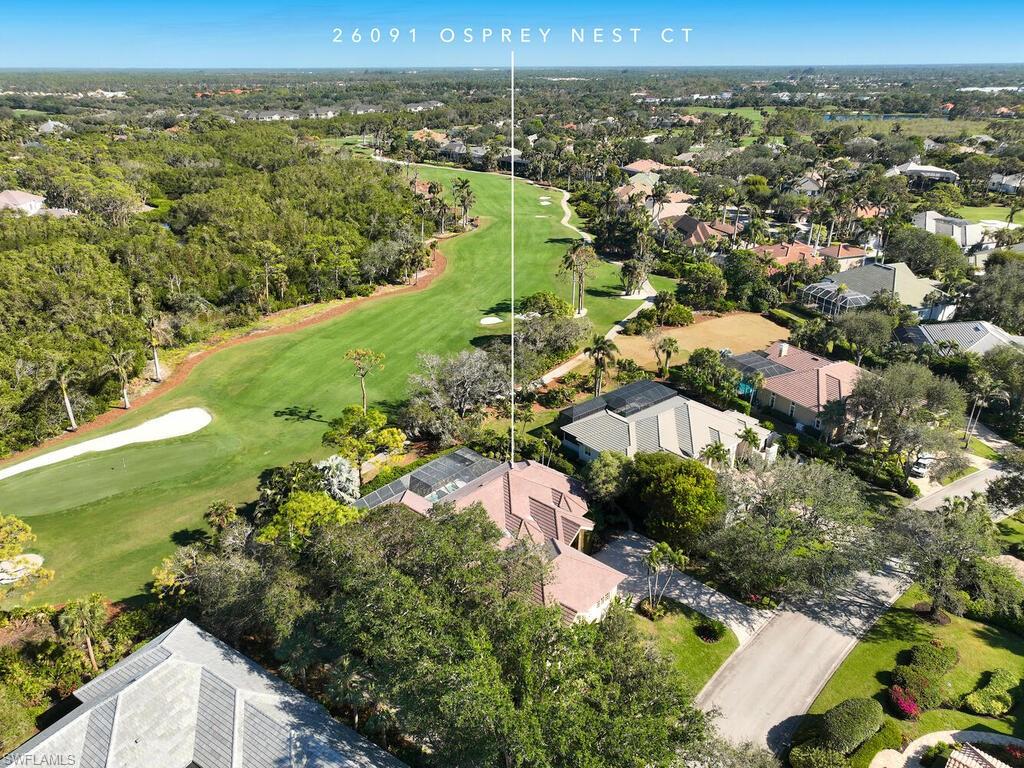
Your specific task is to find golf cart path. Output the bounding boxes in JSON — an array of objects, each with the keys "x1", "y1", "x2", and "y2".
[
  {"x1": 0, "y1": 408, "x2": 212, "y2": 481},
  {"x1": 595, "y1": 532, "x2": 773, "y2": 644},
  {"x1": 0, "y1": 250, "x2": 447, "y2": 470}
]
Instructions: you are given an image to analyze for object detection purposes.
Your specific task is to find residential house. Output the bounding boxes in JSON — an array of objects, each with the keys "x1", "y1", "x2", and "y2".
[
  {"x1": 818, "y1": 242, "x2": 875, "y2": 270},
  {"x1": 621, "y1": 158, "x2": 671, "y2": 175},
  {"x1": 802, "y1": 261, "x2": 956, "y2": 320},
  {"x1": 305, "y1": 106, "x2": 337, "y2": 119},
  {"x1": 726, "y1": 342, "x2": 862, "y2": 433},
  {"x1": 3, "y1": 619, "x2": 408, "y2": 768},
  {"x1": 497, "y1": 147, "x2": 523, "y2": 170},
  {"x1": 36, "y1": 119, "x2": 68, "y2": 134},
  {"x1": 988, "y1": 172, "x2": 1024, "y2": 195},
  {"x1": 885, "y1": 161, "x2": 960, "y2": 187},
  {"x1": 789, "y1": 171, "x2": 824, "y2": 197},
  {"x1": 753, "y1": 242, "x2": 822, "y2": 272},
  {"x1": 650, "y1": 190, "x2": 696, "y2": 223},
  {"x1": 895, "y1": 320, "x2": 1024, "y2": 356},
  {"x1": 912, "y1": 209, "x2": 1020, "y2": 254},
  {"x1": 439, "y1": 139, "x2": 468, "y2": 161},
  {"x1": 559, "y1": 380, "x2": 775, "y2": 467},
  {"x1": 348, "y1": 104, "x2": 381, "y2": 115},
  {"x1": 673, "y1": 215, "x2": 741, "y2": 247},
  {"x1": 629, "y1": 171, "x2": 662, "y2": 188},
  {"x1": 0, "y1": 189, "x2": 45, "y2": 216},
  {"x1": 405, "y1": 100, "x2": 444, "y2": 112},
  {"x1": 356, "y1": 448, "x2": 625, "y2": 623}
]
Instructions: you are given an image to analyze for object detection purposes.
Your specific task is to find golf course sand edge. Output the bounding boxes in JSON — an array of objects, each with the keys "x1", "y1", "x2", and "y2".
[{"x1": 0, "y1": 408, "x2": 213, "y2": 482}]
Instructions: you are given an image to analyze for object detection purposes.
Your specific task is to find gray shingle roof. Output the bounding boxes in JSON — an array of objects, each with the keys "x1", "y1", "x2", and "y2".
[
  {"x1": 6, "y1": 620, "x2": 407, "y2": 768},
  {"x1": 896, "y1": 320, "x2": 1024, "y2": 355}
]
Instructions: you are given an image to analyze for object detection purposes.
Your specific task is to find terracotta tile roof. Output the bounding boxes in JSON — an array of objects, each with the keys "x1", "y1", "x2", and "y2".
[
  {"x1": 818, "y1": 243, "x2": 867, "y2": 260},
  {"x1": 673, "y1": 216, "x2": 740, "y2": 246},
  {"x1": 753, "y1": 242, "x2": 823, "y2": 269},
  {"x1": 622, "y1": 158, "x2": 671, "y2": 174}
]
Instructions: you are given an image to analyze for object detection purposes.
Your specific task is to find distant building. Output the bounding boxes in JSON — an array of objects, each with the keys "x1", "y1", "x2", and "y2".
[
  {"x1": 802, "y1": 261, "x2": 955, "y2": 320},
  {"x1": 306, "y1": 106, "x2": 341, "y2": 119},
  {"x1": 36, "y1": 119, "x2": 68, "y2": 134},
  {"x1": 913, "y1": 210, "x2": 1019, "y2": 253},
  {"x1": 885, "y1": 161, "x2": 960, "y2": 187},
  {"x1": 817, "y1": 242, "x2": 874, "y2": 271},
  {"x1": 988, "y1": 172, "x2": 1024, "y2": 195},
  {"x1": 4, "y1": 619, "x2": 407, "y2": 768},
  {"x1": 348, "y1": 104, "x2": 381, "y2": 115},
  {"x1": 895, "y1": 320, "x2": 1024, "y2": 356},
  {"x1": 788, "y1": 172, "x2": 824, "y2": 197},
  {"x1": 356, "y1": 448, "x2": 625, "y2": 623},
  {"x1": 673, "y1": 215, "x2": 741, "y2": 248},
  {"x1": 753, "y1": 242, "x2": 822, "y2": 271},
  {"x1": 621, "y1": 158, "x2": 671, "y2": 175},
  {"x1": 405, "y1": 100, "x2": 444, "y2": 112},
  {"x1": 559, "y1": 380, "x2": 775, "y2": 467},
  {"x1": 0, "y1": 189, "x2": 45, "y2": 216},
  {"x1": 726, "y1": 342, "x2": 863, "y2": 433}
]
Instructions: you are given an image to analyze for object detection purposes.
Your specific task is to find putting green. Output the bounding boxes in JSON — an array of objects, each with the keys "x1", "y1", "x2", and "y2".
[{"x1": 1, "y1": 166, "x2": 642, "y2": 605}]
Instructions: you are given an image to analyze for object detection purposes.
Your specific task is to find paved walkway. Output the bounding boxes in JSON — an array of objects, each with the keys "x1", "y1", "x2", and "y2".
[
  {"x1": 912, "y1": 466, "x2": 1003, "y2": 511},
  {"x1": 594, "y1": 532, "x2": 773, "y2": 644},
  {"x1": 695, "y1": 564, "x2": 909, "y2": 752},
  {"x1": 870, "y1": 730, "x2": 1024, "y2": 768}
]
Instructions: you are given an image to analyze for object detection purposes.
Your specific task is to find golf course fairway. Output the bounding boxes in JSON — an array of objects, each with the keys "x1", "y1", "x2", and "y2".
[{"x1": 0, "y1": 165, "x2": 642, "y2": 605}]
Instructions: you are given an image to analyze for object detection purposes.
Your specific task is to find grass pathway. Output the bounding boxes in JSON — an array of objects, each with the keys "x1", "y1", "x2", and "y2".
[{"x1": 2, "y1": 165, "x2": 641, "y2": 605}]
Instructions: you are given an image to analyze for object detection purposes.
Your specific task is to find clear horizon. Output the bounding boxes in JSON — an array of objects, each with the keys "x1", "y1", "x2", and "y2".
[{"x1": 3, "y1": 0, "x2": 1023, "y2": 69}]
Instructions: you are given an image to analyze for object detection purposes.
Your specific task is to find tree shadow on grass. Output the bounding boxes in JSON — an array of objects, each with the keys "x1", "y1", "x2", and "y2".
[
  {"x1": 171, "y1": 528, "x2": 209, "y2": 547},
  {"x1": 587, "y1": 286, "x2": 623, "y2": 299},
  {"x1": 273, "y1": 405, "x2": 328, "y2": 424},
  {"x1": 546, "y1": 237, "x2": 578, "y2": 246},
  {"x1": 482, "y1": 299, "x2": 512, "y2": 315}
]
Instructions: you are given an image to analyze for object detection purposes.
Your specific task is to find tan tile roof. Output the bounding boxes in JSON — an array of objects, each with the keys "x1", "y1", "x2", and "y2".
[
  {"x1": 759, "y1": 342, "x2": 863, "y2": 412},
  {"x1": 818, "y1": 243, "x2": 867, "y2": 260},
  {"x1": 622, "y1": 158, "x2": 671, "y2": 174}
]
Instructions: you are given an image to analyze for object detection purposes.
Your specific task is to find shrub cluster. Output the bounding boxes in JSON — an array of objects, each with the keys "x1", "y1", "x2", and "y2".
[
  {"x1": 818, "y1": 697, "x2": 884, "y2": 755},
  {"x1": 963, "y1": 668, "x2": 1019, "y2": 716},
  {"x1": 889, "y1": 640, "x2": 958, "y2": 716},
  {"x1": 788, "y1": 743, "x2": 848, "y2": 768}
]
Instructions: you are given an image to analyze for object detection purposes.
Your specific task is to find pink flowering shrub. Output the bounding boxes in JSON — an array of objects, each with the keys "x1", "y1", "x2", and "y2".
[{"x1": 889, "y1": 685, "x2": 921, "y2": 720}]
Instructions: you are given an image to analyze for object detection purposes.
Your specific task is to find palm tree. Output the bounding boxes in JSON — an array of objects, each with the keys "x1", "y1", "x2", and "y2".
[
  {"x1": 345, "y1": 348, "x2": 385, "y2": 413},
  {"x1": 735, "y1": 426, "x2": 762, "y2": 461},
  {"x1": 964, "y1": 372, "x2": 1010, "y2": 448},
  {"x1": 58, "y1": 594, "x2": 107, "y2": 671},
  {"x1": 41, "y1": 355, "x2": 82, "y2": 431},
  {"x1": 585, "y1": 335, "x2": 618, "y2": 396},
  {"x1": 560, "y1": 241, "x2": 597, "y2": 314},
  {"x1": 657, "y1": 337, "x2": 679, "y2": 378},
  {"x1": 818, "y1": 398, "x2": 848, "y2": 443},
  {"x1": 107, "y1": 348, "x2": 136, "y2": 409},
  {"x1": 699, "y1": 440, "x2": 731, "y2": 468},
  {"x1": 745, "y1": 370, "x2": 765, "y2": 405},
  {"x1": 146, "y1": 314, "x2": 171, "y2": 382}
]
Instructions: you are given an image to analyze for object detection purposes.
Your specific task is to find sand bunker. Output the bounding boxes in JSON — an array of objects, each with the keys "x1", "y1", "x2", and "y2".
[
  {"x1": 480, "y1": 316, "x2": 503, "y2": 326},
  {"x1": 0, "y1": 554, "x2": 44, "y2": 584},
  {"x1": 539, "y1": 201, "x2": 551, "y2": 206},
  {"x1": 0, "y1": 407, "x2": 213, "y2": 482}
]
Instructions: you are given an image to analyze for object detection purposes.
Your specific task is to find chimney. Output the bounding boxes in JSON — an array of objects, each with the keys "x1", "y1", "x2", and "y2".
[{"x1": 779, "y1": 342, "x2": 790, "y2": 357}]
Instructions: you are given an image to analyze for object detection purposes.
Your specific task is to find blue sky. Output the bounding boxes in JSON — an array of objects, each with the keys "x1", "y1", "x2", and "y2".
[{"x1": 2, "y1": 0, "x2": 1022, "y2": 68}]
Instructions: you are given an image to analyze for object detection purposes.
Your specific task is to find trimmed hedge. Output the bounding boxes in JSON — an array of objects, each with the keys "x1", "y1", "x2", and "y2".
[
  {"x1": 849, "y1": 720, "x2": 904, "y2": 768},
  {"x1": 964, "y1": 668, "x2": 1019, "y2": 716},
  {"x1": 819, "y1": 698, "x2": 884, "y2": 755},
  {"x1": 788, "y1": 744, "x2": 849, "y2": 768}
]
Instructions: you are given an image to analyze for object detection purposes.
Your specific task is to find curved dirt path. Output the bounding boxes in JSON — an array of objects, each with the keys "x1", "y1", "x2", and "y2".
[{"x1": 0, "y1": 250, "x2": 446, "y2": 468}]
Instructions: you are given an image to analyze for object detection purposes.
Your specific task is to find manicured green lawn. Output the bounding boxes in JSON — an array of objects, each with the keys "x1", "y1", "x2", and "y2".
[
  {"x1": 838, "y1": 117, "x2": 991, "y2": 138},
  {"x1": 1, "y1": 166, "x2": 641, "y2": 606},
  {"x1": 634, "y1": 599, "x2": 739, "y2": 696},
  {"x1": 968, "y1": 436, "x2": 1003, "y2": 462},
  {"x1": 957, "y1": 206, "x2": 1024, "y2": 225},
  {"x1": 12, "y1": 108, "x2": 47, "y2": 119},
  {"x1": 998, "y1": 514, "x2": 1024, "y2": 554},
  {"x1": 809, "y1": 586, "x2": 1024, "y2": 753}
]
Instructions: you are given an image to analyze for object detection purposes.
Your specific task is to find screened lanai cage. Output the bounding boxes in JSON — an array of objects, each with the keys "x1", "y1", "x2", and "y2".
[{"x1": 801, "y1": 281, "x2": 871, "y2": 317}]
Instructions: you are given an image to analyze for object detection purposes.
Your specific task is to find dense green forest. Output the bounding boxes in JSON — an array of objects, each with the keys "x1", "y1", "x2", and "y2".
[{"x1": 0, "y1": 117, "x2": 425, "y2": 454}]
